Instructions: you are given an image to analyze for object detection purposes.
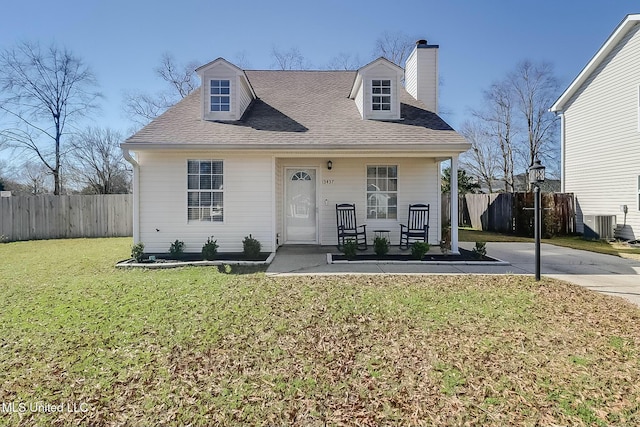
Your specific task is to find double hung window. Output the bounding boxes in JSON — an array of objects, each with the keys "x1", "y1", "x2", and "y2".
[
  {"x1": 367, "y1": 165, "x2": 398, "y2": 219},
  {"x1": 372, "y1": 80, "x2": 391, "y2": 111},
  {"x1": 188, "y1": 160, "x2": 224, "y2": 222},
  {"x1": 210, "y1": 80, "x2": 230, "y2": 112}
]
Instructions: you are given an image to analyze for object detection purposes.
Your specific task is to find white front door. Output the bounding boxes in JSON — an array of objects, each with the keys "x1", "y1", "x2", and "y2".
[{"x1": 285, "y1": 168, "x2": 317, "y2": 243}]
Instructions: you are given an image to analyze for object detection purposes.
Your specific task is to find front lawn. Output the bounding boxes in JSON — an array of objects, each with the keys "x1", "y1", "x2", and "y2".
[{"x1": 1, "y1": 238, "x2": 640, "y2": 426}]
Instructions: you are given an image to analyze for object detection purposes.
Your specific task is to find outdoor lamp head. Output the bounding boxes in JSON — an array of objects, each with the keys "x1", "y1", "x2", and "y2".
[
  {"x1": 528, "y1": 158, "x2": 545, "y2": 184},
  {"x1": 327, "y1": 160, "x2": 333, "y2": 170}
]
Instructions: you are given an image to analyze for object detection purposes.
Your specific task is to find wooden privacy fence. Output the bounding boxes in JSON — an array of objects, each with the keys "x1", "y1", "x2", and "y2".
[
  {"x1": 442, "y1": 192, "x2": 576, "y2": 237},
  {"x1": 0, "y1": 194, "x2": 133, "y2": 242}
]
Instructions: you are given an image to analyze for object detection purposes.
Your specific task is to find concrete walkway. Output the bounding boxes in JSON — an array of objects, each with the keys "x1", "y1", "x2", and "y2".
[{"x1": 266, "y1": 242, "x2": 640, "y2": 306}]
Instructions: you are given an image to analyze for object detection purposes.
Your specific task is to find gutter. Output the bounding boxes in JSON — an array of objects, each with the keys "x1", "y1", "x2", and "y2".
[
  {"x1": 120, "y1": 142, "x2": 472, "y2": 154},
  {"x1": 121, "y1": 148, "x2": 140, "y2": 244}
]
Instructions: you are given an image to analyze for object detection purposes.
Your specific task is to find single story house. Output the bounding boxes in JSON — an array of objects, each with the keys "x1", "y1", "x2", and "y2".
[
  {"x1": 551, "y1": 14, "x2": 640, "y2": 240},
  {"x1": 121, "y1": 40, "x2": 470, "y2": 254}
]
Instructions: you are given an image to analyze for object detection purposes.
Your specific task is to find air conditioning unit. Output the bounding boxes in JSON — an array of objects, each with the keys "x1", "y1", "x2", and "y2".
[{"x1": 583, "y1": 215, "x2": 616, "y2": 240}]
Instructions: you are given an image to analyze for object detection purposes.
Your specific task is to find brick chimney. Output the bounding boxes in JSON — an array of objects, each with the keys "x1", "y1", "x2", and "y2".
[{"x1": 405, "y1": 39, "x2": 439, "y2": 113}]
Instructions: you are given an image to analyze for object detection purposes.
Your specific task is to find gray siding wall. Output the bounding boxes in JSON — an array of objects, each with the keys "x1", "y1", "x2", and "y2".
[{"x1": 563, "y1": 22, "x2": 640, "y2": 240}]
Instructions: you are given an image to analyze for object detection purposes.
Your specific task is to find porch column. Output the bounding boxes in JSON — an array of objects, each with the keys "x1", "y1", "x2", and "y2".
[{"x1": 450, "y1": 155, "x2": 459, "y2": 254}]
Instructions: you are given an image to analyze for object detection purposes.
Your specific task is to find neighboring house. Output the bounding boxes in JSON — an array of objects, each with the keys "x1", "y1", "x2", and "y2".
[
  {"x1": 551, "y1": 14, "x2": 640, "y2": 240},
  {"x1": 121, "y1": 40, "x2": 470, "y2": 254},
  {"x1": 477, "y1": 176, "x2": 561, "y2": 194}
]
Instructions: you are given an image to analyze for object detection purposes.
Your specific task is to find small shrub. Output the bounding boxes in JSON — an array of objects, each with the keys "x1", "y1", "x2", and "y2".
[
  {"x1": 131, "y1": 242, "x2": 145, "y2": 262},
  {"x1": 169, "y1": 239, "x2": 185, "y2": 259},
  {"x1": 342, "y1": 239, "x2": 358, "y2": 260},
  {"x1": 202, "y1": 236, "x2": 218, "y2": 261},
  {"x1": 411, "y1": 241, "x2": 430, "y2": 260},
  {"x1": 373, "y1": 236, "x2": 389, "y2": 257},
  {"x1": 472, "y1": 241, "x2": 487, "y2": 259},
  {"x1": 243, "y1": 234, "x2": 262, "y2": 260},
  {"x1": 543, "y1": 209, "x2": 559, "y2": 238},
  {"x1": 0, "y1": 234, "x2": 9, "y2": 244}
]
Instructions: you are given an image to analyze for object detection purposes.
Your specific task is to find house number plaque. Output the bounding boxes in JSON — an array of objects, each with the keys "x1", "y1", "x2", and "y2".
[{"x1": 322, "y1": 179, "x2": 334, "y2": 185}]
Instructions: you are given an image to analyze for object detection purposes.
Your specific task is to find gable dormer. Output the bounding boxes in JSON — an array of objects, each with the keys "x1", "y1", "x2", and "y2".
[
  {"x1": 349, "y1": 58, "x2": 404, "y2": 120},
  {"x1": 196, "y1": 58, "x2": 256, "y2": 121}
]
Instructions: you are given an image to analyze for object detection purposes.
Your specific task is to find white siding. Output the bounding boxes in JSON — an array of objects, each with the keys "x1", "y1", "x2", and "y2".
[
  {"x1": 136, "y1": 152, "x2": 442, "y2": 253},
  {"x1": 354, "y1": 83, "x2": 364, "y2": 118},
  {"x1": 200, "y1": 62, "x2": 253, "y2": 121},
  {"x1": 278, "y1": 157, "x2": 440, "y2": 246},
  {"x1": 360, "y1": 63, "x2": 401, "y2": 121},
  {"x1": 405, "y1": 46, "x2": 438, "y2": 112},
  {"x1": 237, "y1": 75, "x2": 253, "y2": 118},
  {"x1": 138, "y1": 151, "x2": 273, "y2": 253},
  {"x1": 563, "y1": 23, "x2": 640, "y2": 239}
]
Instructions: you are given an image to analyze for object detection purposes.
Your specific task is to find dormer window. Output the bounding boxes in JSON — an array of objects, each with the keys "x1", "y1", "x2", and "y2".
[
  {"x1": 372, "y1": 80, "x2": 391, "y2": 111},
  {"x1": 210, "y1": 80, "x2": 230, "y2": 112},
  {"x1": 196, "y1": 58, "x2": 255, "y2": 121},
  {"x1": 349, "y1": 58, "x2": 402, "y2": 120}
]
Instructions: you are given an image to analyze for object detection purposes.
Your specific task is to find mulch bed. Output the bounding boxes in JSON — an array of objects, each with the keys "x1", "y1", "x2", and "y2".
[
  {"x1": 139, "y1": 252, "x2": 271, "y2": 262},
  {"x1": 333, "y1": 248, "x2": 499, "y2": 262}
]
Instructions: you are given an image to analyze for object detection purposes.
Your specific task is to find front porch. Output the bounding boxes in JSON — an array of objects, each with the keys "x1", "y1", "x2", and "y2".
[
  {"x1": 266, "y1": 242, "x2": 509, "y2": 275},
  {"x1": 274, "y1": 155, "x2": 463, "y2": 253}
]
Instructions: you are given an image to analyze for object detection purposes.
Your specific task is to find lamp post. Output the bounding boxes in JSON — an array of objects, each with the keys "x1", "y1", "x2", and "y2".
[{"x1": 528, "y1": 158, "x2": 546, "y2": 281}]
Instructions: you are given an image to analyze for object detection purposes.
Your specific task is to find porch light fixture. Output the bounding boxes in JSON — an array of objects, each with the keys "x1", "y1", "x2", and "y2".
[
  {"x1": 528, "y1": 157, "x2": 546, "y2": 281},
  {"x1": 528, "y1": 157, "x2": 545, "y2": 185},
  {"x1": 327, "y1": 160, "x2": 333, "y2": 170}
]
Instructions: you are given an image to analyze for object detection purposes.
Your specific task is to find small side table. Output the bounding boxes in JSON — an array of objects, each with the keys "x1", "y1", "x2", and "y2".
[{"x1": 373, "y1": 229, "x2": 390, "y2": 242}]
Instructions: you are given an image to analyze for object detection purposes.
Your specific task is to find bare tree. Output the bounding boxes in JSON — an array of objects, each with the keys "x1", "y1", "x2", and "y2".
[
  {"x1": 270, "y1": 46, "x2": 310, "y2": 70},
  {"x1": 19, "y1": 161, "x2": 51, "y2": 194},
  {"x1": 459, "y1": 120, "x2": 501, "y2": 193},
  {"x1": 475, "y1": 80, "x2": 517, "y2": 192},
  {"x1": 233, "y1": 51, "x2": 253, "y2": 69},
  {"x1": 508, "y1": 60, "x2": 560, "y2": 173},
  {"x1": 156, "y1": 53, "x2": 199, "y2": 98},
  {"x1": 123, "y1": 53, "x2": 199, "y2": 127},
  {"x1": 373, "y1": 31, "x2": 416, "y2": 66},
  {"x1": 463, "y1": 60, "x2": 561, "y2": 192},
  {"x1": 0, "y1": 41, "x2": 101, "y2": 195},
  {"x1": 325, "y1": 53, "x2": 363, "y2": 70},
  {"x1": 122, "y1": 92, "x2": 173, "y2": 127},
  {"x1": 68, "y1": 127, "x2": 131, "y2": 194}
]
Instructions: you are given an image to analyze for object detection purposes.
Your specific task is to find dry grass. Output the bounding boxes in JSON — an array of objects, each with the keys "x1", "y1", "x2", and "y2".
[{"x1": 1, "y1": 238, "x2": 640, "y2": 426}]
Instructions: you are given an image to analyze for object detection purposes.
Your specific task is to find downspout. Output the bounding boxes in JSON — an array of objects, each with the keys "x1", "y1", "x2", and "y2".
[{"x1": 122, "y1": 148, "x2": 140, "y2": 244}]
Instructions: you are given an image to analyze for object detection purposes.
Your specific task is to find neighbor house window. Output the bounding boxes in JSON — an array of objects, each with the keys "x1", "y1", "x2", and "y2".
[
  {"x1": 371, "y1": 79, "x2": 391, "y2": 111},
  {"x1": 367, "y1": 165, "x2": 397, "y2": 219},
  {"x1": 210, "y1": 80, "x2": 230, "y2": 112},
  {"x1": 188, "y1": 160, "x2": 223, "y2": 222}
]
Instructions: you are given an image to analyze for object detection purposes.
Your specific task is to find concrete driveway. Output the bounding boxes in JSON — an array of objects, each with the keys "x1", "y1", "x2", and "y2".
[
  {"x1": 481, "y1": 242, "x2": 640, "y2": 305},
  {"x1": 266, "y1": 242, "x2": 640, "y2": 306}
]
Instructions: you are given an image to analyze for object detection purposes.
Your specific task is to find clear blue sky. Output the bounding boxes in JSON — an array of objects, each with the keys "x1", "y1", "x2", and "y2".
[{"x1": 0, "y1": 0, "x2": 636, "y2": 135}]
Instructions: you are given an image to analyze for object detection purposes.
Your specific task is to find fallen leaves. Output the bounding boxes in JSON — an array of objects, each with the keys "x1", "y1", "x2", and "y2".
[{"x1": 2, "y1": 259, "x2": 640, "y2": 426}]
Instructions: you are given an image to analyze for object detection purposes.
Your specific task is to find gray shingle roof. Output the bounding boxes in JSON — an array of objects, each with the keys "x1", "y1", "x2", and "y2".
[{"x1": 124, "y1": 70, "x2": 468, "y2": 150}]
